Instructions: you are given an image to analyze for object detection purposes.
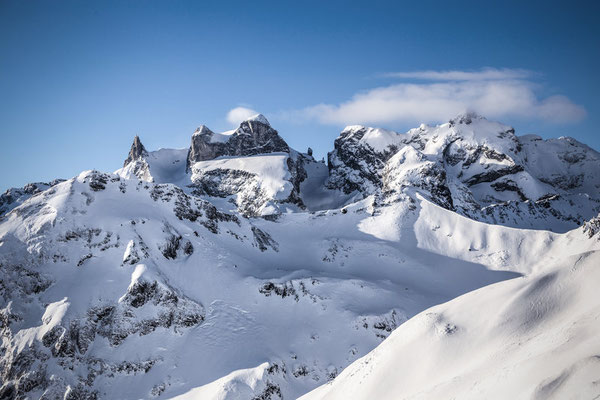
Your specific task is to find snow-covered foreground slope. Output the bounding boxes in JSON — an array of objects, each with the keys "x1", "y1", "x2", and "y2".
[
  {"x1": 1, "y1": 112, "x2": 599, "y2": 399},
  {"x1": 301, "y1": 223, "x2": 600, "y2": 400},
  {"x1": 1, "y1": 170, "x2": 555, "y2": 399}
]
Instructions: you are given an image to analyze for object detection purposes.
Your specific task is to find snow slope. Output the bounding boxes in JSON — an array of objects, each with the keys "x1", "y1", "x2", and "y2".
[
  {"x1": 116, "y1": 147, "x2": 189, "y2": 186},
  {"x1": 0, "y1": 171, "x2": 535, "y2": 399},
  {"x1": 301, "y1": 224, "x2": 600, "y2": 400},
  {"x1": 0, "y1": 179, "x2": 65, "y2": 216}
]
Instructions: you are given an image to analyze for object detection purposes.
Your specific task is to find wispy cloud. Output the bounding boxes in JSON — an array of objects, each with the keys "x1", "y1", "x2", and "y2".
[
  {"x1": 284, "y1": 69, "x2": 585, "y2": 127},
  {"x1": 382, "y1": 68, "x2": 533, "y2": 81},
  {"x1": 226, "y1": 106, "x2": 258, "y2": 126}
]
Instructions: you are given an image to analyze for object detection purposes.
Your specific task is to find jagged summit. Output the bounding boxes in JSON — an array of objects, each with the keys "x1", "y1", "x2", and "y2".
[
  {"x1": 448, "y1": 111, "x2": 486, "y2": 126},
  {"x1": 187, "y1": 114, "x2": 288, "y2": 167},
  {"x1": 109, "y1": 113, "x2": 600, "y2": 228},
  {"x1": 326, "y1": 113, "x2": 600, "y2": 230},
  {"x1": 192, "y1": 125, "x2": 214, "y2": 137},
  {"x1": 123, "y1": 135, "x2": 148, "y2": 167},
  {"x1": 244, "y1": 113, "x2": 270, "y2": 126},
  {"x1": 190, "y1": 114, "x2": 270, "y2": 140}
]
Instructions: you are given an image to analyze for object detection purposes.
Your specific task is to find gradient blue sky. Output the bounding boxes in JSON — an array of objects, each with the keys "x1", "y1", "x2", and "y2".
[{"x1": 1, "y1": 0, "x2": 599, "y2": 191}]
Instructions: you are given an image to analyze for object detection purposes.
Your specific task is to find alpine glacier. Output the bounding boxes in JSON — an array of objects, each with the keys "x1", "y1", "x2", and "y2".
[{"x1": 1, "y1": 113, "x2": 599, "y2": 399}]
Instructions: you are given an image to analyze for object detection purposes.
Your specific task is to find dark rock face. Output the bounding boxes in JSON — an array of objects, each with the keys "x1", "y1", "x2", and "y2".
[
  {"x1": 583, "y1": 215, "x2": 600, "y2": 239},
  {"x1": 326, "y1": 127, "x2": 392, "y2": 195},
  {"x1": 190, "y1": 169, "x2": 257, "y2": 198},
  {"x1": 187, "y1": 118, "x2": 290, "y2": 170},
  {"x1": 23, "y1": 277, "x2": 204, "y2": 396},
  {"x1": 464, "y1": 165, "x2": 525, "y2": 186},
  {"x1": 186, "y1": 126, "x2": 219, "y2": 167},
  {"x1": 285, "y1": 154, "x2": 309, "y2": 207},
  {"x1": 0, "y1": 183, "x2": 212, "y2": 399},
  {"x1": 123, "y1": 136, "x2": 148, "y2": 167},
  {"x1": 252, "y1": 226, "x2": 279, "y2": 252},
  {"x1": 148, "y1": 183, "x2": 239, "y2": 233},
  {"x1": 88, "y1": 172, "x2": 109, "y2": 191},
  {"x1": 226, "y1": 119, "x2": 290, "y2": 157},
  {"x1": 490, "y1": 179, "x2": 527, "y2": 201},
  {"x1": 325, "y1": 125, "x2": 457, "y2": 210},
  {"x1": 185, "y1": 118, "x2": 294, "y2": 216},
  {"x1": 251, "y1": 381, "x2": 282, "y2": 400}
]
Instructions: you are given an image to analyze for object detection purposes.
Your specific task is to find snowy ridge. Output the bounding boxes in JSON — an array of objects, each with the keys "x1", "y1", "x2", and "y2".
[
  {"x1": 1, "y1": 113, "x2": 599, "y2": 399},
  {"x1": 0, "y1": 179, "x2": 65, "y2": 216},
  {"x1": 301, "y1": 225, "x2": 600, "y2": 400},
  {"x1": 327, "y1": 112, "x2": 600, "y2": 232}
]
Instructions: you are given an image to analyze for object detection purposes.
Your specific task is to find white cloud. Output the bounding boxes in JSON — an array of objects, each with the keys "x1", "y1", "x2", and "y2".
[
  {"x1": 383, "y1": 68, "x2": 533, "y2": 81},
  {"x1": 290, "y1": 69, "x2": 585, "y2": 126},
  {"x1": 226, "y1": 106, "x2": 258, "y2": 126}
]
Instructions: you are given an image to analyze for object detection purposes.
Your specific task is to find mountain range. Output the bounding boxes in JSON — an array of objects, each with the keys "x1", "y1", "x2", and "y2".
[{"x1": 1, "y1": 113, "x2": 599, "y2": 399}]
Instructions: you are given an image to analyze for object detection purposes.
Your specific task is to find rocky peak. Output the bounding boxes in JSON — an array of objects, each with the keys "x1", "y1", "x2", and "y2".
[
  {"x1": 187, "y1": 115, "x2": 290, "y2": 169},
  {"x1": 338, "y1": 125, "x2": 369, "y2": 142},
  {"x1": 449, "y1": 111, "x2": 486, "y2": 126},
  {"x1": 243, "y1": 113, "x2": 271, "y2": 126},
  {"x1": 123, "y1": 136, "x2": 148, "y2": 167},
  {"x1": 326, "y1": 126, "x2": 391, "y2": 195},
  {"x1": 193, "y1": 125, "x2": 214, "y2": 137}
]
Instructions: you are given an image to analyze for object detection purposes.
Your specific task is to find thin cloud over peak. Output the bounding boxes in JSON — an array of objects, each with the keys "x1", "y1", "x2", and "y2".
[
  {"x1": 286, "y1": 69, "x2": 585, "y2": 127},
  {"x1": 383, "y1": 68, "x2": 534, "y2": 81},
  {"x1": 226, "y1": 106, "x2": 259, "y2": 127}
]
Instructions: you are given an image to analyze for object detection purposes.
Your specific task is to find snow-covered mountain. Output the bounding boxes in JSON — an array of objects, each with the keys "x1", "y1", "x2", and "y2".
[
  {"x1": 115, "y1": 115, "x2": 332, "y2": 217},
  {"x1": 327, "y1": 112, "x2": 600, "y2": 231},
  {"x1": 1, "y1": 113, "x2": 599, "y2": 399},
  {"x1": 302, "y1": 216, "x2": 600, "y2": 400}
]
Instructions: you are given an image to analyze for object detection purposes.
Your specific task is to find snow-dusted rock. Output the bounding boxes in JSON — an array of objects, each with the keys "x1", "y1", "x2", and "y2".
[
  {"x1": 189, "y1": 151, "x2": 312, "y2": 216},
  {"x1": 326, "y1": 112, "x2": 600, "y2": 231},
  {"x1": 187, "y1": 115, "x2": 289, "y2": 168}
]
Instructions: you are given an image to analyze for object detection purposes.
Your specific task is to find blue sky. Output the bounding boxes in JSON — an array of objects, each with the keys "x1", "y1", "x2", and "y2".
[{"x1": 1, "y1": 0, "x2": 599, "y2": 191}]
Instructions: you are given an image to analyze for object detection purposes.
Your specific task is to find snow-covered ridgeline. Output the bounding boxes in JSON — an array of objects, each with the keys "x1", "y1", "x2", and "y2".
[{"x1": 1, "y1": 112, "x2": 599, "y2": 399}]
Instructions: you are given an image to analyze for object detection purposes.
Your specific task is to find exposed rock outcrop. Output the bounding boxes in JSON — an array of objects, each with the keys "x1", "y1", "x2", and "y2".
[
  {"x1": 123, "y1": 136, "x2": 148, "y2": 167},
  {"x1": 187, "y1": 115, "x2": 290, "y2": 170},
  {"x1": 325, "y1": 112, "x2": 600, "y2": 229}
]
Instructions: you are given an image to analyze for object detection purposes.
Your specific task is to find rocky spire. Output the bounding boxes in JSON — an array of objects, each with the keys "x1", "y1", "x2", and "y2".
[
  {"x1": 192, "y1": 125, "x2": 214, "y2": 137},
  {"x1": 123, "y1": 135, "x2": 148, "y2": 167}
]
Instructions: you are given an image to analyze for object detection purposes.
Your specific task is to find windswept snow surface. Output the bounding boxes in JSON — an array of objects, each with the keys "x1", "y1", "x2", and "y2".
[{"x1": 301, "y1": 226, "x2": 600, "y2": 400}]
